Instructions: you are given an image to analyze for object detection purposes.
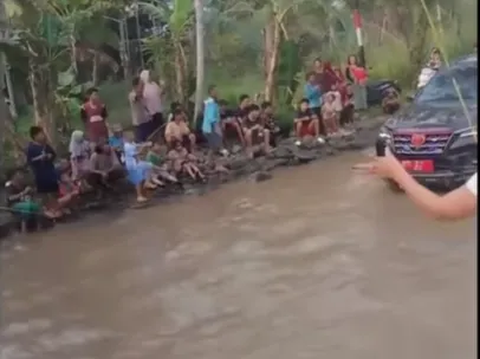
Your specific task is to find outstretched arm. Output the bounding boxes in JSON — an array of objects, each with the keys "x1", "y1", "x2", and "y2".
[{"x1": 394, "y1": 170, "x2": 476, "y2": 221}]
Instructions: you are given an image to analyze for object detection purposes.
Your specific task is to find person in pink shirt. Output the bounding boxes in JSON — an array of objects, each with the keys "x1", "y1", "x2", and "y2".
[
  {"x1": 345, "y1": 55, "x2": 368, "y2": 110},
  {"x1": 140, "y1": 69, "x2": 165, "y2": 140}
]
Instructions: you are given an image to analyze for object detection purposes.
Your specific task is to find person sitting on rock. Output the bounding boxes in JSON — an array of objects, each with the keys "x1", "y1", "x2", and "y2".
[
  {"x1": 108, "y1": 124, "x2": 125, "y2": 164},
  {"x1": 321, "y1": 92, "x2": 341, "y2": 138},
  {"x1": 88, "y1": 143, "x2": 125, "y2": 191},
  {"x1": 146, "y1": 142, "x2": 179, "y2": 184},
  {"x1": 5, "y1": 168, "x2": 58, "y2": 232},
  {"x1": 167, "y1": 101, "x2": 182, "y2": 122},
  {"x1": 165, "y1": 108, "x2": 196, "y2": 152},
  {"x1": 123, "y1": 131, "x2": 159, "y2": 203},
  {"x1": 219, "y1": 99, "x2": 236, "y2": 141},
  {"x1": 260, "y1": 101, "x2": 280, "y2": 147},
  {"x1": 57, "y1": 169, "x2": 82, "y2": 213},
  {"x1": 167, "y1": 139, "x2": 205, "y2": 182},
  {"x1": 340, "y1": 84, "x2": 354, "y2": 128},
  {"x1": 222, "y1": 94, "x2": 249, "y2": 146},
  {"x1": 382, "y1": 88, "x2": 400, "y2": 115},
  {"x1": 294, "y1": 98, "x2": 324, "y2": 146},
  {"x1": 242, "y1": 104, "x2": 272, "y2": 158},
  {"x1": 69, "y1": 130, "x2": 91, "y2": 182}
]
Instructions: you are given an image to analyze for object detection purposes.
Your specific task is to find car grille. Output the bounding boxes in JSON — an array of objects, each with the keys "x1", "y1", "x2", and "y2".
[{"x1": 392, "y1": 132, "x2": 452, "y2": 156}]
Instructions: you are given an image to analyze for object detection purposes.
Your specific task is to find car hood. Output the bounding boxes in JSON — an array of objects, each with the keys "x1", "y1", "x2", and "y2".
[{"x1": 385, "y1": 102, "x2": 477, "y2": 132}]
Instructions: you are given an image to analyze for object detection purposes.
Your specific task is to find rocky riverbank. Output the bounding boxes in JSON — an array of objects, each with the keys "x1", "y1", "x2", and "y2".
[{"x1": 0, "y1": 114, "x2": 387, "y2": 240}]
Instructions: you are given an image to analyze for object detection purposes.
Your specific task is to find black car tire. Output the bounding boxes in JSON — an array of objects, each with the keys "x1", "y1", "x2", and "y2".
[{"x1": 385, "y1": 179, "x2": 404, "y2": 193}]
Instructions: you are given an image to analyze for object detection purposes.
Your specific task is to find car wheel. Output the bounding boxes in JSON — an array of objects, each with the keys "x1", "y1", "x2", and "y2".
[{"x1": 385, "y1": 179, "x2": 404, "y2": 193}]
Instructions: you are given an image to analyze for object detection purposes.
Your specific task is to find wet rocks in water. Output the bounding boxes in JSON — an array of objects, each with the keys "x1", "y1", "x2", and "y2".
[{"x1": 250, "y1": 171, "x2": 273, "y2": 183}]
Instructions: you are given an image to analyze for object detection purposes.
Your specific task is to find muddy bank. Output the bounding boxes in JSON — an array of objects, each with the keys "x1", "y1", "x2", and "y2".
[{"x1": 0, "y1": 115, "x2": 386, "y2": 240}]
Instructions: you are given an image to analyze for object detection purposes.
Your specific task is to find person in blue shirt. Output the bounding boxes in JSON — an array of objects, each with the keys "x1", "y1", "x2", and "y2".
[
  {"x1": 304, "y1": 72, "x2": 325, "y2": 136},
  {"x1": 202, "y1": 85, "x2": 228, "y2": 157},
  {"x1": 108, "y1": 124, "x2": 125, "y2": 164}
]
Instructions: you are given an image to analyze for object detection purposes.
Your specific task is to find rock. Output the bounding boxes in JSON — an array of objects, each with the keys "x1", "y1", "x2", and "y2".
[
  {"x1": 324, "y1": 147, "x2": 337, "y2": 156},
  {"x1": 291, "y1": 148, "x2": 318, "y2": 163},
  {"x1": 250, "y1": 171, "x2": 273, "y2": 182},
  {"x1": 231, "y1": 144, "x2": 243, "y2": 155},
  {"x1": 226, "y1": 155, "x2": 250, "y2": 170},
  {"x1": 272, "y1": 146, "x2": 293, "y2": 160}
]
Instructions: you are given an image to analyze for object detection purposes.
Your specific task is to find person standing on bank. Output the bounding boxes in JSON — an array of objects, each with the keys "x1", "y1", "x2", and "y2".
[
  {"x1": 355, "y1": 148, "x2": 477, "y2": 220},
  {"x1": 128, "y1": 77, "x2": 150, "y2": 143},
  {"x1": 304, "y1": 72, "x2": 326, "y2": 140},
  {"x1": 345, "y1": 54, "x2": 368, "y2": 111},
  {"x1": 140, "y1": 69, "x2": 165, "y2": 140},
  {"x1": 80, "y1": 87, "x2": 109, "y2": 144}
]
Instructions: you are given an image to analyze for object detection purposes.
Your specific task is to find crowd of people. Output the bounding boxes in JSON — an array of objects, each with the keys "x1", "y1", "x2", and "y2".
[{"x1": 4, "y1": 56, "x2": 391, "y2": 233}]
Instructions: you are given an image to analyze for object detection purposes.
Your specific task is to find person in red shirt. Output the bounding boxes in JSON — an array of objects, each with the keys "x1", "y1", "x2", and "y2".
[
  {"x1": 80, "y1": 88, "x2": 109, "y2": 143},
  {"x1": 345, "y1": 55, "x2": 368, "y2": 110}
]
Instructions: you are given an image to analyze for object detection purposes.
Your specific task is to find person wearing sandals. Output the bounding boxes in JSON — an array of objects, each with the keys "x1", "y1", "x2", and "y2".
[{"x1": 123, "y1": 131, "x2": 161, "y2": 203}]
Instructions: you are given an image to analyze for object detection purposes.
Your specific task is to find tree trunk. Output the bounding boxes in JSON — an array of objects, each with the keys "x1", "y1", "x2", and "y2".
[
  {"x1": 29, "y1": 60, "x2": 55, "y2": 144},
  {"x1": 92, "y1": 50, "x2": 100, "y2": 86},
  {"x1": 193, "y1": 0, "x2": 204, "y2": 124},
  {"x1": 263, "y1": 12, "x2": 281, "y2": 103},
  {"x1": 71, "y1": 35, "x2": 78, "y2": 74},
  {"x1": 408, "y1": 9, "x2": 429, "y2": 88},
  {"x1": 174, "y1": 42, "x2": 185, "y2": 104}
]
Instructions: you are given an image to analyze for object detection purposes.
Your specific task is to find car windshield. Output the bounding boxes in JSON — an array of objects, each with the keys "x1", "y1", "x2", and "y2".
[{"x1": 415, "y1": 61, "x2": 477, "y2": 105}]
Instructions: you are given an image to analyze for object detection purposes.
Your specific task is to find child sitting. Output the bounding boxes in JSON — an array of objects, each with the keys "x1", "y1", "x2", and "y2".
[
  {"x1": 58, "y1": 170, "x2": 81, "y2": 213},
  {"x1": 260, "y1": 101, "x2": 280, "y2": 147},
  {"x1": 164, "y1": 108, "x2": 196, "y2": 151},
  {"x1": 146, "y1": 142, "x2": 179, "y2": 184},
  {"x1": 167, "y1": 140, "x2": 205, "y2": 182},
  {"x1": 242, "y1": 104, "x2": 271, "y2": 158},
  {"x1": 108, "y1": 124, "x2": 125, "y2": 164},
  {"x1": 123, "y1": 131, "x2": 160, "y2": 203},
  {"x1": 294, "y1": 99, "x2": 323, "y2": 146},
  {"x1": 5, "y1": 169, "x2": 58, "y2": 232},
  {"x1": 382, "y1": 88, "x2": 400, "y2": 115},
  {"x1": 340, "y1": 85, "x2": 355, "y2": 128},
  {"x1": 321, "y1": 93, "x2": 340, "y2": 137}
]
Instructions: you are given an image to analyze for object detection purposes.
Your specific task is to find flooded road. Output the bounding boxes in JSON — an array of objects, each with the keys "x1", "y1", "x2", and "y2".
[{"x1": 1, "y1": 152, "x2": 476, "y2": 359}]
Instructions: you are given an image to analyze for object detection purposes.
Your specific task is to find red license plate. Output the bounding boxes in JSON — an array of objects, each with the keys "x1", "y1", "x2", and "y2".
[{"x1": 401, "y1": 160, "x2": 434, "y2": 173}]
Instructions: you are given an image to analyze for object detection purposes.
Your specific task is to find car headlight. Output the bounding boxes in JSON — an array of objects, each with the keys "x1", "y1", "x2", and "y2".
[
  {"x1": 378, "y1": 127, "x2": 392, "y2": 140},
  {"x1": 459, "y1": 128, "x2": 477, "y2": 138},
  {"x1": 449, "y1": 128, "x2": 478, "y2": 150}
]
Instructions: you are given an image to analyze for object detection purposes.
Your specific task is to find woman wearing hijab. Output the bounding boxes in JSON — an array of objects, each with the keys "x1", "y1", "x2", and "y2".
[{"x1": 69, "y1": 130, "x2": 90, "y2": 181}]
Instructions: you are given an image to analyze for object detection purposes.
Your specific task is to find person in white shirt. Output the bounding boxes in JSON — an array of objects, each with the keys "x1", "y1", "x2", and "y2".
[{"x1": 354, "y1": 148, "x2": 477, "y2": 221}]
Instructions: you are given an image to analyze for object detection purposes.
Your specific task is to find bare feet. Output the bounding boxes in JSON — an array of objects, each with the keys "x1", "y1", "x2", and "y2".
[
  {"x1": 144, "y1": 182, "x2": 158, "y2": 190},
  {"x1": 137, "y1": 196, "x2": 148, "y2": 203}
]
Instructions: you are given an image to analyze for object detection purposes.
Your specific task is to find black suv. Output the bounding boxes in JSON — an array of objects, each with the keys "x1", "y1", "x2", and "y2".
[{"x1": 376, "y1": 54, "x2": 477, "y2": 190}]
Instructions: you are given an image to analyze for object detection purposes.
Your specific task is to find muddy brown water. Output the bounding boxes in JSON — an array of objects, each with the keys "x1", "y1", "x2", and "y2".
[{"x1": 0, "y1": 152, "x2": 476, "y2": 359}]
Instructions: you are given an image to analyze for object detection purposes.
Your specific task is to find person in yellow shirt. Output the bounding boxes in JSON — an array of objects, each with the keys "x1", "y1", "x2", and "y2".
[{"x1": 164, "y1": 108, "x2": 196, "y2": 152}]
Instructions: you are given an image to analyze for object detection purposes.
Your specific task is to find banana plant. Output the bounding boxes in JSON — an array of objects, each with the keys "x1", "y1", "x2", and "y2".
[{"x1": 139, "y1": 0, "x2": 193, "y2": 104}]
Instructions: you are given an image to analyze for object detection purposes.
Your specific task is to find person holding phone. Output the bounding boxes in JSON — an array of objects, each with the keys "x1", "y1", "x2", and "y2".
[{"x1": 354, "y1": 148, "x2": 477, "y2": 221}]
